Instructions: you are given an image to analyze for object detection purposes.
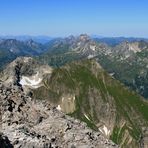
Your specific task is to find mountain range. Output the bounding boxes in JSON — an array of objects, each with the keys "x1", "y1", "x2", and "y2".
[
  {"x1": 37, "y1": 34, "x2": 148, "y2": 99},
  {"x1": 0, "y1": 35, "x2": 53, "y2": 43},
  {"x1": 0, "y1": 35, "x2": 148, "y2": 99},
  {"x1": 0, "y1": 34, "x2": 148, "y2": 147},
  {"x1": 0, "y1": 39, "x2": 47, "y2": 70}
]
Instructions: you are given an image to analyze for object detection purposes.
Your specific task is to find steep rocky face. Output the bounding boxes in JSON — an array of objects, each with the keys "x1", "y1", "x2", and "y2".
[
  {"x1": 110, "y1": 41, "x2": 146, "y2": 59},
  {"x1": 0, "y1": 57, "x2": 52, "y2": 94},
  {"x1": 1, "y1": 57, "x2": 148, "y2": 147},
  {"x1": 0, "y1": 81, "x2": 117, "y2": 148},
  {"x1": 40, "y1": 34, "x2": 98, "y2": 63},
  {"x1": 96, "y1": 41, "x2": 148, "y2": 99}
]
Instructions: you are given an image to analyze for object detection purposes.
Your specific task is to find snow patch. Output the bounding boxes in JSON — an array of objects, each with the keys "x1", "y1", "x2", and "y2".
[
  {"x1": 84, "y1": 114, "x2": 90, "y2": 121},
  {"x1": 99, "y1": 125, "x2": 110, "y2": 136},
  {"x1": 56, "y1": 105, "x2": 62, "y2": 111},
  {"x1": 90, "y1": 45, "x2": 96, "y2": 51},
  {"x1": 109, "y1": 73, "x2": 115, "y2": 76},
  {"x1": 88, "y1": 55, "x2": 94, "y2": 59},
  {"x1": 20, "y1": 72, "x2": 42, "y2": 88},
  {"x1": 10, "y1": 49, "x2": 14, "y2": 52},
  {"x1": 125, "y1": 54, "x2": 130, "y2": 58}
]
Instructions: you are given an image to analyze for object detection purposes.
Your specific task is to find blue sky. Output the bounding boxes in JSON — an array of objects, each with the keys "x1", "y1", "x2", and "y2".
[{"x1": 0, "y1": 0, "x2": 147, "y2": 37}]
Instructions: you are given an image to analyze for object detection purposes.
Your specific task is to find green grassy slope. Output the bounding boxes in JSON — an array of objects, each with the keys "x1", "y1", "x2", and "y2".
[{"x1": 32, "y1": 59, "x2": 148, "y2": 147}]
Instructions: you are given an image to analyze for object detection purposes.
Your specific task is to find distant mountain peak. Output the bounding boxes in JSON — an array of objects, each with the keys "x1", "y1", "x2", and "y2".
[{"x1": 78, "y1": 34, "x2": 90, "y2": 42}]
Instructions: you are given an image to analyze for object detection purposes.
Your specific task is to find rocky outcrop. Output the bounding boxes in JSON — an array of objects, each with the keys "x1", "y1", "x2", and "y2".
[
  {"x1": 0, "y1": 81, "x2": 117, "y2": 148},
  {"x1": 0, "y1": 57, "x2": 52, "y2": 94}
]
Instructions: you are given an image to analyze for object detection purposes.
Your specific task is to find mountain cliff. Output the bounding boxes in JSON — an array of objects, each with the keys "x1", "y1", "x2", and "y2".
[{"x1": 96, "y1": 41, "x2": 148, "y2": 99}]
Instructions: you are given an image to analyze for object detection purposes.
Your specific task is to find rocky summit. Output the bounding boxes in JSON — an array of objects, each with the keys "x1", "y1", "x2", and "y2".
[{"x1": 0, "y1": 80, "x2": 117, "y2": 147}]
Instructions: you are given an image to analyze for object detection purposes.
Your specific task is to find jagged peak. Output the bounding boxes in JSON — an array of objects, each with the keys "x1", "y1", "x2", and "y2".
[{"x1": 78, "y1": 34, "x2": 91, "y2": 41}]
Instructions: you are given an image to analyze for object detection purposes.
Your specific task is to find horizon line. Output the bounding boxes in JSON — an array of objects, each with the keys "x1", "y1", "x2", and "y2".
[{"x1": 0, "y1": 34, "x2": 148, "y2": 39}]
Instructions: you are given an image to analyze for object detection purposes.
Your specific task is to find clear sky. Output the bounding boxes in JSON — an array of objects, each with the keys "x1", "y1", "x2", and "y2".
[{"x1": 0, "y1": 0, "x2": 147, "y2": 37}]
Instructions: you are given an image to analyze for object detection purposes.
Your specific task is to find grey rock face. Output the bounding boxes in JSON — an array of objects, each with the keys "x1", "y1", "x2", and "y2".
[{"x1": 0, "y1": 82, "x2": 117, "y2": 148}]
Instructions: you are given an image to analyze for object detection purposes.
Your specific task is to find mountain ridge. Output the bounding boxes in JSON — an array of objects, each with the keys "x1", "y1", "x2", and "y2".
[{"x1": 1, "y1": 57, "x2": 148, "y2": 147}]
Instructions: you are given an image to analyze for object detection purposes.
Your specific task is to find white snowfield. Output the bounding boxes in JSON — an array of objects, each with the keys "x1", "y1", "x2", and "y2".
[
  {"x1": 88, "y1": 55, "x2": 94, "y2": 59},
  {"x1": 20, "y1": 72, "x2": 42, "y2": 88},
  {"x1": 90, "y1": 45, "x2": 96, "y2": 51},
  {"x1": 19, "y1": 66, "x2": 52, "y2": 89}
]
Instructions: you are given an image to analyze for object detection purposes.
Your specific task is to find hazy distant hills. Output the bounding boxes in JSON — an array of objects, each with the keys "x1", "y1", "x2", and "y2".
[
  {"x1": 0, "y1": 35, "x2": 53, "y2": 43},
  {"x1": 93, "y1": 36, "x2": 148, "y2": 46},
  {"x1": 0, "y1": 39, "x2": 46, "y2": 70},
  {"x1": 1, "y1": 35, "x2": 147, "y2": 44}
]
